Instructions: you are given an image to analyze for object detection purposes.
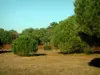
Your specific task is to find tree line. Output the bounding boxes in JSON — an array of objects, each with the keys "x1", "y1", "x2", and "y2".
[{"x1": 1, "y1": 0, "x2": 100, "y2": 56}]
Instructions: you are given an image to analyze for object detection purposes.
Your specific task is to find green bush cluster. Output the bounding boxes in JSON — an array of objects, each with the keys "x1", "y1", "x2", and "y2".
[
  {"x1": 74, "y1": 0, "x2": 100, "y2": 38},
  {"x1": 21, "y1": 28, "x2": 51, "y2": 45},
  {"x1": 2, "y1": 0, "x2": 99, "y2": 55},
  {"x1": 43, "y1": 44, "x2": 51, "y2": 50},
  {"x1": 11, "y1": 35, "x2": 38, "y2": 56},
  {"x1": 0, "y1": 28, "x2": 18, "y2": 45},
  {"x1": 52, "y1": 16, "x2": 91, "y2": 54},
  {"x1": 83, "y1": 46, "x2": 93, "y2": 54}
]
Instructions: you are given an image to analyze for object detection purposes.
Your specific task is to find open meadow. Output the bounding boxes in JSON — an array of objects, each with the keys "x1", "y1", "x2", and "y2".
[{"x1": 0, "y1": 49, "x2": 100, "y2": 75}]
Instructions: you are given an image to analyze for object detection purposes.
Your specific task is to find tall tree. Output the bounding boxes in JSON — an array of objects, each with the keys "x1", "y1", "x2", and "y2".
[
  {"x1": 47, "y1": 22, "x2": 58, "y2": 30},
  {"x1": 74, "y1": 0, "x2": 100, "y2": 37},
  {"x1": 9, "y1": 30, "x2": 19, "y2": 40},
  {"x1": 51, "y1": 15, "x2": 87, "y2": 54}
]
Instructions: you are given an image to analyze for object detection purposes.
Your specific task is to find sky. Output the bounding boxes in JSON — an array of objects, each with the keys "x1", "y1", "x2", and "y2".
[{"x1": 0, "y1": 0, "x2": 74, "y2": 32}]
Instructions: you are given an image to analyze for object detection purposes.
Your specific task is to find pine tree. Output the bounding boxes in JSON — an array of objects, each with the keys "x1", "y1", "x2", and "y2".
[{"x1": 74, "y1": 0, "x2": 100, "y2": 37}]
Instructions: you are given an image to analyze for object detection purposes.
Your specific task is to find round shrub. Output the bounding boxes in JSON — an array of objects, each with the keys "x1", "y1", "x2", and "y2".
[
  {"x1": 11, "y1": 35, "x2": 38, "y2": 56},
  {"x1": 44, "y1": 44, "x2": 51, "y2": 50}
]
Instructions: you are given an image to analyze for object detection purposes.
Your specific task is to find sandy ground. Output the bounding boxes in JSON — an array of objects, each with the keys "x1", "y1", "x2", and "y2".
[{"x1": 0, "y1": 49, "x2": 100, "y2": 75}]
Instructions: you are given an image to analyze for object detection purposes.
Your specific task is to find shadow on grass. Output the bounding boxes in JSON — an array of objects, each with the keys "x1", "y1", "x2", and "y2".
[
  {"x1": 58, "y1": 52, "x2": 66, "y2": 54},
  {"x1": 58, "y1": 52, "x2": 77, "y2": 55},
  {"x1": 34, "y1": 53, "x2": 47, "y2": 56},
  {"x1": 93, "y1": 51, "x2": 100, "y2": 54},
  {"x1": 21, "y1": 53, "x2": 47, "y2": 57},
  {"x1": 88, "y1": 58, "x2": 100, "y2": 68},
  {"x1": 0, "y1": 50, "x2": 12, "y2": 54},
  {"x1": 15, "y1": 53, "x2": 47, "y2": 57}
]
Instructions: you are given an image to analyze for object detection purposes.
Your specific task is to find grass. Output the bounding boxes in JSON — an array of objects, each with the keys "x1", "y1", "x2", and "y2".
[{"x1": 0, "y1": 49, "x2": 100, "y2": 75}]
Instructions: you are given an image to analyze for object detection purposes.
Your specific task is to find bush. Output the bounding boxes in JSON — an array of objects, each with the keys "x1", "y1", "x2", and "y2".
[
  {"x1": 0, "y1": 29, "x2": 18, "y2": 44},
  {"x1": 11, "y1": 35, "x2": 38, "y2": 56},
  {"x1": 27, "y1": 33, "x2": 40, "y2": 45},
  {"x1": 59, "y1": 43, "x2": 73, "y2": 54},
  {"x1": 44, "y1": 44, "x2": 51, "y2": 50},
  {"x1": 58, "y1": 38, "x2": 87, "y2": 54},
  {"x1": 21, "y1": 28, "x2": 51, "y2": 45},
  {"x1": 9, "y1": 30, "x2": 19, "y2": 40},
  {"x1": 83, "y1": 46, "x2": 93, "y2": 54},
  {"x1": 51, "y1": 15, "x2": 93, "y2": 54},
  {"x1": 2, "y1": 31, "x2": 12, "y2": 44},
  {"x1": 52, "y1": 16, "x2": 85, "y2": 53}
]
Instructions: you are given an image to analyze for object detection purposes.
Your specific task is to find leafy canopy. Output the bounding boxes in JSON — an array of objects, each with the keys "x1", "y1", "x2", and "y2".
[{"x1": 74, "y1": 0, "x2": 100, "y2": 37}]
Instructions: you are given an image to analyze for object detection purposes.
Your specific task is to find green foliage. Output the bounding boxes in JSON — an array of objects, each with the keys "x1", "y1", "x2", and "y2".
[
  {"x1": 21, "y1": 28, "x2": 40, "y2": 44},
  {"x1": 41, "y1": 31, "x2": 51, "y2": 44},
  {"x1": 44, "y1": 44, "x2": 51, "y2": 50},
  {"x1": 0, "y1": 28, "x2": 18, "y2": 45},
  {"x1": 9, "y1": 30, "x2": 19, "y2": 40},
  {"x1": 52, "y1": 15, "x2": 89, "y2": 54},
  {"x1": 83, "y1": 46, "x2": 93, "y2": 54},
  {"x1": 47, "y1": 22, "x2": 58, "y2": 30},
  {"x1": 74, "y1": 0, "x2": 100, "y2": 37},
  {"x1": 21, "y1": 28, "x2": 51, "y2": 45},
  {"x1": 52, "y1": 16, "x2": 76, "y2": 47},
  {"x1": 59, "y1": 43, "x2": 72, "y2": 54},
  {"x1": 0, "y1": 28, "x2": 4, "y2": 45},
  {"x1": 22, "y1": 28, "x2": 34, "y2": 34},
  {"x1": 11, "y1": 35, "x2": 38, "y2": 56},
  {"x1": 36, "y1": 28, "x2": 51, "y2": 44},
  {"x1": 0, "y1": 30, "x2": 12, "y2": 44}
]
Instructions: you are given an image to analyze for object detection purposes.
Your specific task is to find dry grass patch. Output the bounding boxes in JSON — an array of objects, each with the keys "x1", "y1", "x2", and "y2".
[{"x1": 0, "y1": 49, "x2": 100, "y2": 75}]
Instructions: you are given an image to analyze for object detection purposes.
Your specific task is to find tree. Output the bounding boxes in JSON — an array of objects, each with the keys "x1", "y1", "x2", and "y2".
[
  {"x1": 9, "y1": 30, "x2": 19, "y2": 40},
  {"x1": 21, "y1": 28, "x2": 51, "y2": 45},
  {"x1": 52, "y1": 16, "x2": 77, "y2": 47},
  {"x1": 74, "y1": 0, "x2": 100, "y2": 37},
  {"x1": 41, "y1": 31, "x2": 51, "y2": 44},
  {"x1": 21, "y1": 28, "x2": 34, "y2": 34},
  {"x1": 0, "y1": 29, "x2": 12, "y2": 44},
  {"x1": 0, "y1": 28, "x2": 4, "y2": 45},
  {"x1": 21, "y1": 28, "x2": 40, "y2": 44},
  {"x1": 52, "y1": 16, "x2": 87, "y2": 53},
  {"x1": 0, "y1": 28, "x2": 18, "y2": 45},
  {"x1": 3, "y1": 31, "x2": 12, "y2": 44},
  {"x1": 47, "y1": 22, "x2": 58, "y2": 30}
]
